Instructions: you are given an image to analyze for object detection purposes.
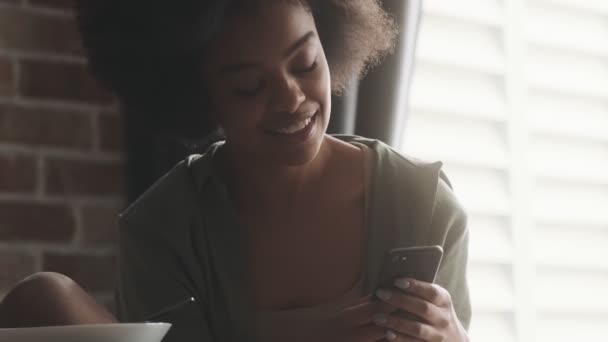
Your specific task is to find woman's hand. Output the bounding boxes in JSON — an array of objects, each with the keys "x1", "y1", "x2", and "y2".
[
  {"x1": 324, "y1": 295, "x2": 397, "y2": 341},
  {"x1": 372, "y1": 278, "x2": 469, "y2": 342}
]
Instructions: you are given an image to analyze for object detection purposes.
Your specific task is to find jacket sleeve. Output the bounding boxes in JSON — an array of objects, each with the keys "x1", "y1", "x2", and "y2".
[
  {"x1": 431, "y1": 177, "x2": 472, "y2": 330},
  {"x1": 115, "y1": 217, "x2": 215, "y2": 341}
]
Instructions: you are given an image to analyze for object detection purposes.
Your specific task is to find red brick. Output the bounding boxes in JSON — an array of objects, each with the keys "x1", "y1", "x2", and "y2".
[
  {"x1": 42, "y1": 253, "x2": 115, "y2": 293},
  {"x1": 19, "y1": 60, "x2": 113, "y2": 104},
  {"x1": 98, "y1": 113, "x2": 124, "y2": 152},
  {"x1": 0, "y1": 104, "x2": 92, "y2": 149},
  {"x1": 0, "y1": 252, "x2": 37, "y2": 291},
  {"x1": 0, "y1": 57, "x2": 15, "y2": 96},
  {"x1": 0, "y1": 154, "x2": 36, "y2": 192},
  {"x1": 29, "y1": 0, "x2": 74, "y2": 10},
  {"x1": 80, "y1": 205, "x2": 119, "y2": 246},
  {"x1": 0, "y1": 201, "x2": 75, "y2": 242},
  {"x1": 0, "y1": 8, "x2": 82, "y2": 55},
  {"x1": 45, "y1": 158, "x2": 125, "y2": 197}
]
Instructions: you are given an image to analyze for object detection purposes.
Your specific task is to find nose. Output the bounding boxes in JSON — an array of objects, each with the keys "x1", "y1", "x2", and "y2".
[{"x1": 269, "y1": 75, "x2": 306, "y2": 114}]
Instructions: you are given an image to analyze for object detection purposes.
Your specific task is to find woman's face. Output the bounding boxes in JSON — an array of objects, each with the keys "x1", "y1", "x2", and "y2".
[{"x1": 203, "y1": 1, "x2": 331, "y2": 166}]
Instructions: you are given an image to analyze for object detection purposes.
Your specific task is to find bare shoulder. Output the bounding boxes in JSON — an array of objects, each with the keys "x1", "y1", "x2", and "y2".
[
  {"x1": 322, "y1": 135, "x2": 365, "y2": 196},
  {"x1": 324, "y1": 135, "x2": 362, "y2": 158}
]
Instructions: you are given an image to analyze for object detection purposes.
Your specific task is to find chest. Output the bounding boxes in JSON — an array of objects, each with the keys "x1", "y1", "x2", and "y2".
[{"x1": 242, "y1": 199, "x2": 366, "y2": 309}]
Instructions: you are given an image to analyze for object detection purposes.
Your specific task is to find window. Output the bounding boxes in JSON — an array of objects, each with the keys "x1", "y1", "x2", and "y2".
[{"x1": 401, "y1": 0, "x2": 608, "y2": 341}]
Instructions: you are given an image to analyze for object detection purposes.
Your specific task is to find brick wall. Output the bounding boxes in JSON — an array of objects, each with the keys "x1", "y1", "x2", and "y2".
[{"x1": 0, "y1": 0, "x2": 125, "y2": 311}]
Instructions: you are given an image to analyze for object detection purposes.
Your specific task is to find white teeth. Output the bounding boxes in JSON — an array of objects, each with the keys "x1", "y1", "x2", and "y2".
[{"x1": 274, "y1": 116, "x2": 312, "y2": 134}]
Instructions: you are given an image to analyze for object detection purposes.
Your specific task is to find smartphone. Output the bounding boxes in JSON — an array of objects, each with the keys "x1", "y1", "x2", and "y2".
[
  {"x1": 377, "y1": 245, "x2": 443, "y2": 290},
  {"x1": 376, "y1": 245, "x2": 444, "y2": 322}
]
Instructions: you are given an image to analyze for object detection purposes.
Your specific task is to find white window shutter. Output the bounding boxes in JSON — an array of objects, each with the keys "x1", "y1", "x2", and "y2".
[{"x1": 401, "y1": 0, "x2": 608, "y2": 341}]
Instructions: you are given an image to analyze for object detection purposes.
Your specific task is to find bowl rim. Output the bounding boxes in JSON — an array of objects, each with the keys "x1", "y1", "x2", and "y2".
[{"x1": 0, "y1": 322, "x2": 171, "y2": 332}]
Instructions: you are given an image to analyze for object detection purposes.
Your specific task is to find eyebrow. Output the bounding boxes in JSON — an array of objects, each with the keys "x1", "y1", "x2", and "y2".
[{"x1": 220, "y1": 31, "x2": 316, "y2": 74}]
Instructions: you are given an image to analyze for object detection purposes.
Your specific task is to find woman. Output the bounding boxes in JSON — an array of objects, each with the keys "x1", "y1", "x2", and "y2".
[{"x1": 0, "y1": 0, "x2": 471, "y2": 341}]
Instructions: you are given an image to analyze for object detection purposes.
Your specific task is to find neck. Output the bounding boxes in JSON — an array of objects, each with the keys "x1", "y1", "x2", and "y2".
[{"x1": 219, "y1": 136, "x2": 331, "y2": 212}]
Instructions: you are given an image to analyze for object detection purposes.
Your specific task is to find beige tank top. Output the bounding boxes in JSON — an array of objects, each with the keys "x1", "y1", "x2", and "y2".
[{"x1": 254, "y1": 144, "x2": 373, "y2": 341}]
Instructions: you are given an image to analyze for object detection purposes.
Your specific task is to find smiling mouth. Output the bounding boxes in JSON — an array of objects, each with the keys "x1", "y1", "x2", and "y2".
[{"x1": 266, "y1": 111, "x2": 317, "y2": 136}]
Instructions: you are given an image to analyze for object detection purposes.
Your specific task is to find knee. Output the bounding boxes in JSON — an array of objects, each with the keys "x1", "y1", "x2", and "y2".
[
  {"x1": 18, "y1": 271, "x2": 76, "y2": 289},
  {"x1": 2, "y1": 272, "x2": 117, "y2": 327},
  {"x1": 0, "y1": 272, "x2": 81, "y2": 328},
  {"x1": 5, "y1": 272, "x2": 78, "y2": 303}
]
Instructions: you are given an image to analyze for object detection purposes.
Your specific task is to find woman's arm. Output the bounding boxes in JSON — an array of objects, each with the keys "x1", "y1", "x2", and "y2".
[
  {"x1": 370, "y1": 177, "x2": 472, "y2": 341},
  {"x1": 432, "y1": 177, "x2": 472, "y2": 330}
]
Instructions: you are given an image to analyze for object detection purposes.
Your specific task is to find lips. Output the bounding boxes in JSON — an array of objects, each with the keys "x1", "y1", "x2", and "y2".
[
  {"x1": 261, "y1": 111, "x2": 319, "y2": 145},
  {"x1": 265, "y1": 111, "x2": 318, "y2": 136}
]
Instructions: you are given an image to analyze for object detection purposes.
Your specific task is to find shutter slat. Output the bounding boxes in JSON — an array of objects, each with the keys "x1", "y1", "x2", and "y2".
[
  {"x1": 409, "y1": 63, "x2": 508, "y2": 119},
  {"x1": 424, "y1": 0, "x2": 505, "y2": 27},
  {"x1": 526, "y1": 47, "x2": 608, "y2": 99},
  {"x1": 468, "y1": 264, "x2": 516, "y2": 311},
  {"x1": 537, "y1": 314, "x2": 608, "y2": 342},
  {"x1": 469, "y1": 313, "x2": 517, "y2": 342},
  {"x1": 534, "y1": 225, "x2": 608, "y2": 270},
  {"x1": 469, "y1": 214, "x2": 514, "y2": 264},
  {"x1": 532, "y1": 181, "x2": 608, "y2": 225},
  {"x1": 403, "y1": 111, "x2": 509, "y2": 169},
  {"x1": 417, "y1": 15, "x2": 506, "y2": 74},
  {"x1": 530, "y1": 136, "x2": 608, "y2": 184},
  {"x1": 527, "y1": 91, "x2": 608, "y2": 142},
  {"x1": 536, "y1": 270, "x2": 608, "y2": 312},
  {"x1": 534, "y1": 0, "x2": 608, "y2": 15},
  {"x1": 525, "y1": 2, "x2": 608, "y2": 57}
]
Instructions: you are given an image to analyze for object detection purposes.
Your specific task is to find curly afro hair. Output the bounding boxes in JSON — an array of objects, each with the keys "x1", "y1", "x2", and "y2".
[{"x1": 76, "y1": 0, "x2": 397, "y2": 140}]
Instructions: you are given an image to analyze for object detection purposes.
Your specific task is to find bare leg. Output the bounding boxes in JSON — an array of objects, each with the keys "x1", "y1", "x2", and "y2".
[{"x1": 0, "y1": 272, "x2": 117, "y2": 328}]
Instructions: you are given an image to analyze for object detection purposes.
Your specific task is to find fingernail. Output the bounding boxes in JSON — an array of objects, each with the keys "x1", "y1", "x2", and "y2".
[
  {"x1": 375, "y1": 288, "x2": 392, "y2": 301},
  {"x1": 372, "y1": 313, "x2": 387, "y2": 326},
  {"x1": 394, "y1": 278, "x2": 410, "y2": 290},
  {"x1": 386, "y1": 330, "x2": 398, "y2": 340}
]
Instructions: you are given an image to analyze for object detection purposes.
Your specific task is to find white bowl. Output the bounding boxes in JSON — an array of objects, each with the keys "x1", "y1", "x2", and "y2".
[{"x1": 0, "y1": 323, "x2": 171, "y2": 342}]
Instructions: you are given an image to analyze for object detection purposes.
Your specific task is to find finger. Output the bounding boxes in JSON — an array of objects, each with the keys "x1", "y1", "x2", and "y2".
[
  {"x1": 379, "y1": 314, "x2": 440, "y2": 341},
  {"x1": 338, "y1": 298, "x2": 395, "y2": 327},
  {"x1": 385, "y1": 330, "x2": 425, "y2": 342},
  {"x1": 394, "y1": 278, "x2": 451, "y2": 307},
  {"x1": 346, "y1": 294, "x2": 374, "y2": 308},
  {"x1": 375, "y1": 289, "x2": 443, "y2": 325}
]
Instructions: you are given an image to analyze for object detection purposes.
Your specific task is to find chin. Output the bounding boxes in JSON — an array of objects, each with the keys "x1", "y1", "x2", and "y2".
[
  {"x1": 267, "y1": 133, "x2": 325, "y2": 167},
  {"x1": 261, "y1": 111, "x2": 329, "y2": 167}
]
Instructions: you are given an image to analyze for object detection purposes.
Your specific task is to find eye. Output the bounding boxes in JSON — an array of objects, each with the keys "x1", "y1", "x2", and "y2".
[
  {"x1": 296, "y1": 58, "x2": 318, "y2": 74},
  {"x1": 233, "y1": 81, "x2": 265, "y2": 97}
]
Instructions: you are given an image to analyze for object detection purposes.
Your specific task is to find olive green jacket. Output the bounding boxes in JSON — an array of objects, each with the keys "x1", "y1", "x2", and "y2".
[{"x1": 115, "y1": 135, "x2": 471, "y2": 341}]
